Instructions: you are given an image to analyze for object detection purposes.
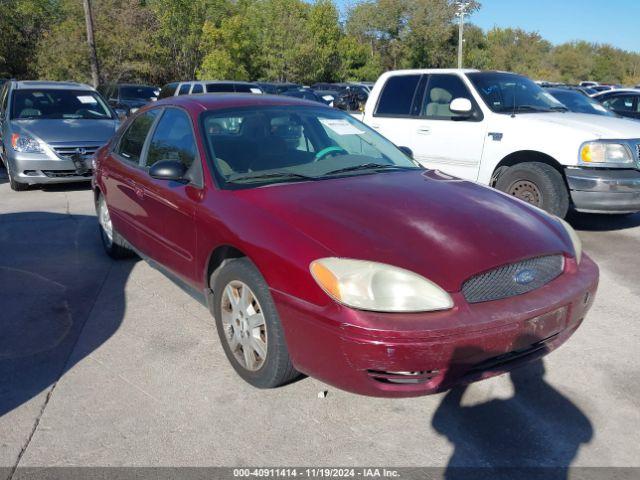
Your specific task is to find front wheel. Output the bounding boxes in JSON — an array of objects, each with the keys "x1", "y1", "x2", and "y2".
[
  {"x1": 212, "y1": 258, "x2": 299, "y2": 388},
  {"x1": 495, "y1": 162, "x2": 569, "y2": 217},
  {"x1": 6, "y1": 162, "x2": 29, "y2": 191}
]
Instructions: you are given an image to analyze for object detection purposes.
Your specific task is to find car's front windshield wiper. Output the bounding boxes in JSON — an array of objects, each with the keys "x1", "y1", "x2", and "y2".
[
  {"x1": 549, "y1": 105, "x2": 569, "y2": 112},
  {"x1": 227, "y1": 171, "x2": 317, "y2": 184},
  {"x1": 510, "y1": 105, "x2": 553, "y2": 113},
  {"x1": 322, "y1": 163, "x2": 418, "y2": 176}
]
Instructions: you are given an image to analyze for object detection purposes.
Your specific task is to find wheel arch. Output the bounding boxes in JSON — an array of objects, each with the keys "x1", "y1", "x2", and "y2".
[
  {"x1": 491, "y1": 150, "x2": 566, "y2": 187},
  {"x1": 204, "y1": 244, "x2": 248, "y2": 289}
]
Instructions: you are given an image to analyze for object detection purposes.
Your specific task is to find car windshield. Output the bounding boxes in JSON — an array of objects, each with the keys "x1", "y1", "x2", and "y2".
[
  {"x1": 11, "y1": 89, "x2": 113, "y2": 120},
  {"x1": 548, "y1": 90, "x2": 615, "y2": 117},
  {"x1": 120, "y1": 86, "x2": 156, "y2": 100},
  {"x1": 201, "y1": 106, "x2": 421, "y2": 188},
  {"x1": 467, "y1": 72, "x2": 566, "y2": 114}
]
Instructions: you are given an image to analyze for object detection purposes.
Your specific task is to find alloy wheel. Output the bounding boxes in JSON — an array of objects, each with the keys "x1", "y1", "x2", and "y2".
[
  {"x1": 220, "y1": 280, "x2": 268, "y2": 371},
  {"x1": 98, "y1": 197, "x2": 114, "y2": 245}
]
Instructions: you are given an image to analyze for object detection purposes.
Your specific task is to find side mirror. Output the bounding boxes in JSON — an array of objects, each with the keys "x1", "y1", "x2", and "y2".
[
  {"x1": 149, "y1": 160, "x2": 187, "y2": 182},
  {"x1": 114, "y1": 108, "x2": 128, "y2": 121},
  {"x1": 450, "y1": 98, "x2": 473, "y2": 116},
  {"x1": 398, "y1": 146, "x2": 413, "y2": 158}
]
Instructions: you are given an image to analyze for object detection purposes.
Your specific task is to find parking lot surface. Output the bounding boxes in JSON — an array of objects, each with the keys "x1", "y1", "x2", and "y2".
[{"x1": 1, "y1": 167, "x2": 639, "y2": 477}]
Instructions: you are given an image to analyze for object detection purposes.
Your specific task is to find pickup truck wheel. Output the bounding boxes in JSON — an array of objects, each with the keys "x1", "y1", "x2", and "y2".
[
  {"x1": 212, "y1": 258, "x2": 299, "y2": 389},
  {"x1": 496, "y1": 162, "x2": 569, "y2": 217},
  {"x1": 97, "y1": 194, "x2": 134, "y2": 259}
]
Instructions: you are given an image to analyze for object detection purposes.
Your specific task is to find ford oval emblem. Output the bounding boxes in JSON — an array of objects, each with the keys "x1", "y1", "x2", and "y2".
[{"x1": 514, "y1": 269, "x2": 536, "y2": 285}]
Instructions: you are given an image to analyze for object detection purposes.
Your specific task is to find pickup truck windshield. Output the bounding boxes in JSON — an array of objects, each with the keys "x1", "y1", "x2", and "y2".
[
  {"x1": 467, "y1": 72, "x2": 566, "y2": 114},
  {"x1": 11, "y1": 89, "x2": 113, "y2": 120}
]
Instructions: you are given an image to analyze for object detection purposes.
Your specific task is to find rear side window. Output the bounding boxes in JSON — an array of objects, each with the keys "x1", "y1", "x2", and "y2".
[
  {"x1": 375, "y1": 75, "x2": 421, "y2": 116},
  {"x1": 191, "y1": 84, "x2": 203, "y2": 94},
  {"x1": 234, "y1": 84, "x2": 253, "y2": 93},
  {"x1": 116, "y1": 110, "x2": 159, "y2": 163},
  {"x1": 144, "y1": 109, "x2": 197, "y2": 168},
  {"x1": 178, "y1": 84, "x2": 191, "y2": 95},
  {"x1": 206, "y1": 83, "x2": 235, "y2": 93}
]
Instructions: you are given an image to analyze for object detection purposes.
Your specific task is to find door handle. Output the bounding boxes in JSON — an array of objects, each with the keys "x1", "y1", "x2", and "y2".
[
  {"x1": 370, "y1": 123, "x2": 380, "y2": 130},
  {"x1": 416, "y1": 126, "x2": 431, "y2": 135},
  {"x1": 134, "y1": 185, "x2": 144, "y2": 199}
]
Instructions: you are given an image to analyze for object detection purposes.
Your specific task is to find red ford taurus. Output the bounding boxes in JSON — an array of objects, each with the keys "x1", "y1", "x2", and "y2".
[{"x1": 93, "y1": 94, "x2": 599, "y2": 397}]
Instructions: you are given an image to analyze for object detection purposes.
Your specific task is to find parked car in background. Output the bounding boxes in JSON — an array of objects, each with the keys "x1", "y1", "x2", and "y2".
[
  {"x1": 589, "y1": 85, "x2": 616, "y2": 95},
  {"x1": 362, "y1": 69, "x2": 640, "y2": 216},
  {"x1": 94, "y1": 93, "x2": 597, "y2": 397},
  {"x1": 98, "y1": 83, "x2": 158, "y2": 116},
  {"x1": 0, "y1": 80, "x2": 119, "y2": 190},
  {"x1": 333, "y1": 88, "x2": 368, "y2": 112},
  {"x1": 158, "y1": 81, "x2": 180, "y2": 99},
  {"x1": 257, "y1": 82, "x2": 300, "y2": 94},
  {"x1": 545, "y1": 87, "x2": 617, "y2": 117},
  {"x1": 175, "y1": 81, "x2": 263, "y2": 96},
  {"x1": 280, "y1": 87, "x2": 326, "y2": 104},
  {"x1": 593, "y1": 89, "x2": 640, "y2": 120}
]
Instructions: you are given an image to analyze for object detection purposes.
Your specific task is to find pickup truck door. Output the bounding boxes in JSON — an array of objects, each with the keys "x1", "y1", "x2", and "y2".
[
  {"x1": 407, "y1": 74, "x2": 487, "y2": 181},
  {"x1": 366, "y1": 74, "x2": 486, "y2": 181}
]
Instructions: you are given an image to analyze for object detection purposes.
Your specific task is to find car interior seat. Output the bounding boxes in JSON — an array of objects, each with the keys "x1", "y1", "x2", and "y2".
[{"x1": 425, "y1": 88, "x2": 453, "y2": 117}]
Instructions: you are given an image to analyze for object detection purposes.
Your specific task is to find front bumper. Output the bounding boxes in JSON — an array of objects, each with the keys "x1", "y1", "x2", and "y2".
[
  {"x1": 566, "y1": 167, "x2": 640, "y2": 214},
  {"x1": 273, "y1": 255, "x2": 599, "y2": 397},
  {"x1": 7, "y1": 151, "x2": 93, "y2": 185}
]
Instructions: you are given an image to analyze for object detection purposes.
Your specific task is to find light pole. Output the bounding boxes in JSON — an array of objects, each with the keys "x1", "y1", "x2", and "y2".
[{"x1": 456, "y1": 1, "x2": 470, "y2": 69}]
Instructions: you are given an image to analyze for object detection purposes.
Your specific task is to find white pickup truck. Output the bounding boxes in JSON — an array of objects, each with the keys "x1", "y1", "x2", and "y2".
[{"x1": 360, "y1": 69, "x2": 640, "y2": 216}]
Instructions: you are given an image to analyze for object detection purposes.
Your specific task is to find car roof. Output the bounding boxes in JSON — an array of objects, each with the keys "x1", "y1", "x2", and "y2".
[
  {"x1": 592, "y1": 88, "x2": 640, "y2": 97},
  {"x1": 154, "y1": 93, "x2": 332, "y2": 111},
  {"x1": 13, "y1": 80, "x2": 94, "y2": 90},
  {"x1": 380, "y1": 68, "x2": 480, "y2": 76}
]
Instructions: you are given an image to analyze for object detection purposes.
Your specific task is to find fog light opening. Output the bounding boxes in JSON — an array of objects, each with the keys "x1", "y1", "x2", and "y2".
[{"x1": 367, "y1": 369, "x2": 440, "y2": 385}]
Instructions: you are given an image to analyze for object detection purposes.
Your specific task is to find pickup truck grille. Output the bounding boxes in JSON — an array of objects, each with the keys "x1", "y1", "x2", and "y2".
[{"x1": 462, "y1": 255, "x2": 564, "y2": 304}]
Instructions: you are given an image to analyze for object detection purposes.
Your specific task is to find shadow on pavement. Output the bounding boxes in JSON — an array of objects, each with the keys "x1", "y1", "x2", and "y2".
[
  {"x1": 41, "y1": 182, "x2": 92, "y2": 193},
  {"x1": 567, "y1": 211, "x2": 640, "y2": 232},
  {"x1": 0, "y1": 212, "x2": 134, "y2": 418},
  {"x1": 432, "y1": 337, "x2": 593, "y2": 480},
  {"x1": 0, "y1": 165, "x2": 7, "y2": 185}
]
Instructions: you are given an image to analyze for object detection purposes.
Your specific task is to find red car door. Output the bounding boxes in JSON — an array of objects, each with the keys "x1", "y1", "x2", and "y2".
[
  {"x1": 101, "y1": 110, "x2": 160, "y2": 249},
  {"x1": 134, "y1": 107, "x2": 201, "y2": 286}
]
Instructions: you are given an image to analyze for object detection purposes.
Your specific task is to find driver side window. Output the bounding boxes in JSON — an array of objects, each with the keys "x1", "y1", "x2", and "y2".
[{"x1": 421, "y1": 74, "x2": 475, "y2": 120}]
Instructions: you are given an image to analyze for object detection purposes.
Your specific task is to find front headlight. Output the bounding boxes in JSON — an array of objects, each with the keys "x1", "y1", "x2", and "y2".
[
  {"x1": 11, "y1": 133, "x2": 44, "y2": 153},
  {"x1": 310, "y1": 258, "x2": 454, "y2": 313},
  {"x1": 579, "y1": 141, "x2": 633, "y2": 166},
  {"x1": 556, "y1": 217, "x2": 582, "y2": 264}
]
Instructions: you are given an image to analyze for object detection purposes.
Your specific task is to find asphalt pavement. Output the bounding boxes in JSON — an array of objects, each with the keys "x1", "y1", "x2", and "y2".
[{"x1": 0, "y1": 167, "x2": 638, "y2": 479}]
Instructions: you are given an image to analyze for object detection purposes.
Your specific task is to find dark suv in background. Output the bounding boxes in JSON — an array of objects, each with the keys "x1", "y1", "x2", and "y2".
[{"x1": 98, "y1": 83, "x2": 158, "y2": 116}]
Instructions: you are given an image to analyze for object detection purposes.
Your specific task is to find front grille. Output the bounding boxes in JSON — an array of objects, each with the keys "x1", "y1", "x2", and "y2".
[
  {"x1": 43, "y1": 169, "x2": 93, "y2": 178},
  {"x1": 462, "y1": 255, "x2": 564, "y2": 304},
  {"x1": 51, "y1": 144, "x2": 101, "y2": 160}
]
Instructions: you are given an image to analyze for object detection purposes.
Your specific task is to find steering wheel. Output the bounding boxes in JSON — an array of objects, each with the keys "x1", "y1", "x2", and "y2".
[{"x1": 314, "y1": 146, "x2": 348, "y2": 161}]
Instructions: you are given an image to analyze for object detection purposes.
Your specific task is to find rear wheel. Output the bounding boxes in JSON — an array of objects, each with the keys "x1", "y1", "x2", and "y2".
[
  {"x1": 97, "y1": 194, "x2": 134, "y2": 259},
  {"x1": 212, "y1": 258, "x2": 299, "y2": 388},
  {"x1": 496, "y1": 162, "x2": 569, "y2": 217}
]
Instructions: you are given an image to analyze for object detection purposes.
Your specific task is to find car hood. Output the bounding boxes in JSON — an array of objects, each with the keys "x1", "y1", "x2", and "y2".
[
  {"x1": 236, "y1": 170, "x2": 573, "y2": 292},
  {"x1": 12, "y1": 119, "x2": 119, "y2": 144},
  {"x1": 518, "y1": 112, "x2": 640, "y2": 139}
]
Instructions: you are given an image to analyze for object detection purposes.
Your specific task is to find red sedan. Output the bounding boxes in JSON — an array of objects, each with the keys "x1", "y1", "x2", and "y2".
[{"x1": 93, "y1": 94, "x2": 598, "y2": 397}]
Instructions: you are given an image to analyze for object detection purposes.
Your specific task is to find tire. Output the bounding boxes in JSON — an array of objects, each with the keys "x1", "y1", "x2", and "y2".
[
  {"x1": 97, "y1": 194, "x2": 134, "y2": 259},
  {"x1": 212, "y1": 258, "x2": 299, "y2": 389},
  {"x1": 6, "y1": 162, "x2": 29, "y2": 191},
  {"x1": 495, "y1": 162, "x2": 569, "y2": 217}
]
